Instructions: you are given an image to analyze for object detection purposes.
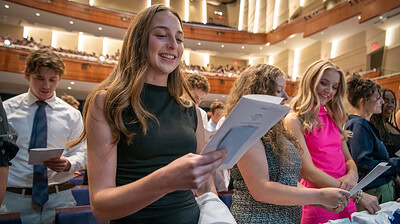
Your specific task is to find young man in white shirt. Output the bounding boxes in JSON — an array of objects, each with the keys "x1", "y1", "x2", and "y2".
[
  {"x1": 0, "y1": 49, "x2": 87, "y2": 224},
  {"x1": 207, "y1": 101, "x2": 224, "y2": 131},
  {"x1": 184, "y1": 74, "x2": 230, "y2": 192}
]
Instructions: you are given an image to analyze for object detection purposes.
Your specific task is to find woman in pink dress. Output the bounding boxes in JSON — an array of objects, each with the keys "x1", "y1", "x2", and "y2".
[{"x1": 285, "y1": 60, "x2": 380, "y2": 224}]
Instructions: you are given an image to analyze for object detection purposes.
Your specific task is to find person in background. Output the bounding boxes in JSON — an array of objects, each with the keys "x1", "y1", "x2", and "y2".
[
  {"x1": 396, "y1": 85, "x2": 400, "y2": 128},
  {"x1": 0, "y1": 97, "x2": 19, "y2": 204},
  {"x1": 60, "y1": 94, "x2": 80, "y2": 110},
  {"x1": 285, "y1": 60, "x2": 379, "y2": 224},
  {"x1": 370, "y1": 88, "x2": 400, "y2": 158},
  {"x1": 184, "y1": 74, "x2": 210, "y2": 129},
  {"x1": 0, "y1": 48, "x2": 87, "y2": 224},
  {"x1": 345, "y1": 74, "x2": 400, "y2": 207},
  {"x1": 207, "y1": 101, "x2": 224, "y2": 131},
  {"x1": 226, "y1": 64, "x2": 350, "y2": 224},
  {"x1": 183, "y1": 75, "x2": 231, "y2": 192},
  {"x1": 68, "y1": 5, "x2": 227, "y2": 223}
]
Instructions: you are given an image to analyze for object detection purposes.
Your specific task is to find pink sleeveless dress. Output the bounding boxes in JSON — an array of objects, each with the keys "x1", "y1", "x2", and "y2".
[{"x1": 300, "y1": 106, "x2": 356, "y2": 224}]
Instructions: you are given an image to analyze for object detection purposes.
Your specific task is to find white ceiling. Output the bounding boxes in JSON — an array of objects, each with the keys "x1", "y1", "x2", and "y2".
[{"x1": 0, "y1": 0, "x2": 399, "y2": 107}]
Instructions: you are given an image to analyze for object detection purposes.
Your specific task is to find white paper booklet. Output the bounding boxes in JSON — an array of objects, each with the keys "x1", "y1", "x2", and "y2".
[
  {"x1": 201, "y1": 94, "x2": 290, "y2": 169},
  {"x1": 28, "y1": 148, "x2": 64, "y2": 165},
  {"x1": 349, "y1": 162, "x2": 391, "y2": 196}
]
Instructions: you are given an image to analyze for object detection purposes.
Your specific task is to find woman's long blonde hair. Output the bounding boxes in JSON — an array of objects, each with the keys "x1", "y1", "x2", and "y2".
[
  {"x1": 70, "y1": 5, "x2": 192, "y2": 147},
  {"x1": 225, "y1": 64, "x2": 300, "y2": 163},
  {"x1": 291, "y1": 60, "x2": 347, "y2": 137}
]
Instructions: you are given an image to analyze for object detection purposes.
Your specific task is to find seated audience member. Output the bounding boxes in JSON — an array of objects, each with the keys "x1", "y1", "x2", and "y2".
[
  {"x1": 184, "y1": 74, "x2": 210, "y2": 128},
  {"x1": 370, "y1": 88, "x2": 400, "y2": 157},
  {"x1": 285, "y1": 60, "x2": 379, "y2": 224},
  {"x1": 208, "y1": 101, "x2": 224, "y2": 131},
  {"x1": 227, "y1": 64, "x2": 350, "y2": 224},
  {"x1": 68, "y1": 5, "x2": 227, "y2": 223},
  {"x1": 0, "y1": 48, "x2": 87, "y2": 224},
  {"x1": 345, "y1": 74, "x2": 399, "y2": 207},
  {"x1": 60, "y1": 94, "x2": 80, "y2": 110},
  {"x1": 0, "y1": 97, "x2": 19, "y2": 204}
]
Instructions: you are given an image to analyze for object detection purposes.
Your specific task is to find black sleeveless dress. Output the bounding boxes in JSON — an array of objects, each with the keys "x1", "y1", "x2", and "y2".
[{"x1": 111, "y1": 83, "x2": 200, "y2": 224}]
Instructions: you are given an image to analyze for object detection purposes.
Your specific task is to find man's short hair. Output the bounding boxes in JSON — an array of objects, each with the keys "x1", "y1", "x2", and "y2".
[
  {"x1": 61, "y1": 95, "x2": 80, "y2": 107},
  {"x1": 210, "y1": 101, "x2": 224, "y2": 113},
  {"x1": 25, "y1": 48, "x2": 65, "y2": 77},
  {"x1": 185, "y1": 74, "x2": 210, "y2": 93}
]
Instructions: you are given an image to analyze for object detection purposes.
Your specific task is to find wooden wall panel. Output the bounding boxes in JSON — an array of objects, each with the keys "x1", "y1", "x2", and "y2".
[
  {"x1": 2, "y1": 47, "x2": 396, "y2": 97},
  {"x1": 374, "y1": 75, "x2": 400, "y2": 101},
  {"x1": 360, "y1": 0, "x2": 400, "y2": 23},
  {"x1": 6, "y1": 0, "x2": 133, "y2": 29}
]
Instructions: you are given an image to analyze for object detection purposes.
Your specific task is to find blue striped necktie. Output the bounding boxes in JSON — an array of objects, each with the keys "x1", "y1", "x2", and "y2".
[{"x1": 30, "y1": 101, "x2": 49, "y2": 207}]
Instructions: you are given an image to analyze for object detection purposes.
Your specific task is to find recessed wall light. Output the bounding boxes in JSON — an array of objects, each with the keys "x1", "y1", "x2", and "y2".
[
  {"x1": 70, "y1": 81, "x2": 75, "y2": 85},
  {"x1": 221, "y1": 44, "x2": 224, "y2": 48},
  {"x1": 265, "y1": 42, "x2": 270, "y2": 46},
  {"x1": 283, "y1": 41, "x2": 287, "y2": 44},
  {"x1": 98, "y1": 27, "x2": 103, "y2": 31},
  {"x1": 198, "y1": 42, "x2": 201, "y2": 46},
  {"x1": 4, "y1": 4, "x2": 9, "y2": 9},
  {"x1": 379, "y1": 16, "x2": 383, "y2": 20},
  {"x1": 259, "y1": 47, "x2": 262, "y2": 50},
  {"x1": 241, "y1": 46, "x2": 245, "y2": 49},
  {"x1": 289, "y1": 34, "x2": 296, "y2": 38},
  {"x1": 69, "y1": 21, "x2": 74, "y2": 25},
  {"x1": 35, "y1": 13, "x2": 40, "y2": 17},
  {"x1": 67, "y1": 87, "x2": 72, "y2": 90},
  {"x1": 358, "y1": 16, "x2": 361, "y2": 20}
]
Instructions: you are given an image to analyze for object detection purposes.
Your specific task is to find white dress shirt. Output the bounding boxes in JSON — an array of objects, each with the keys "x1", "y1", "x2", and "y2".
[
  {"x1": 207, "y1": 120, "x2": 217, "y2": 131},
  {"x1": 3, "y1": 90, "x2": 87, "y2": 188},
  {"x1": 199, "y1": 107, "x2": 209, "y2": 130}
]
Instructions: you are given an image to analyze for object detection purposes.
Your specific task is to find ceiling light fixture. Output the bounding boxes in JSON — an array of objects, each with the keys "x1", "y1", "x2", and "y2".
[
  {"x1": 36, "y1": 13, "x2": 40, "y2": 17},
  {"x1": 70, "y1": 81, "x2": 75, "y2": 85},
  {"x1": 289, "y1": 34, "x2": 296, "y2": 38},
  {"x1": 98, "y1": 27, "x2": 103, "y2": 31},
  {"x1": 67, "y1": 87, "x2": 72, "y2": 90},
  {"x1": 221, "y1": 44, "x2": 224, "y2": 48},
  {"x1": 259, "y1": 47, "x2": 262, "y2": 50},
  {"x1": 358, "y1": 15, "x2": 361, "y2": 20},
  {"x1": 241, "y1": 46, "x2": 245, "y2": 49},
  {"x1": 4, "y1": 4, "x2": 9, "y2": 9},
  {"x1": 69, "y1": 21, "x2": 74, "y2": 25},
  {"x1": 198, "y1": 42, "x2": 201, "y2": 46},
  {"x1": 265, "y1": 42, "x2": 270, "y2": 46}
]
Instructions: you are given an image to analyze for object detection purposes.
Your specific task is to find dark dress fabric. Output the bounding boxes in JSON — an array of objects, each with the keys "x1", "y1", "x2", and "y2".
[
  {"x1": 111, "y1": 84, "x2": 199, "y2": 224},
  {"x1": 385, "y1": 123, "x2": 400, "y2": 157},
  {"x1": 0, "y1": 97, "x2": 19, "y2": 167},
  {"x1": 230, "y1": 139, "x2": 302, "y2": 224}
]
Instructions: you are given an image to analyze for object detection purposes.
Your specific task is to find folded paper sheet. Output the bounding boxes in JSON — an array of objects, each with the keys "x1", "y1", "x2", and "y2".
[
  {"x1": 28, "y1": 148, "x2": 64, "y2": 165},
  {"x1": 202, "y1": 94, "x2": 290, "y2": 169}
]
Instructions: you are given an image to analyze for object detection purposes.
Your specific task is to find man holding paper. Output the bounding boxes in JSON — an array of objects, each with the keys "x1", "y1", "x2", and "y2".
[{"x1": 0, "y1": 49, "x2": 87, "y2": 224}]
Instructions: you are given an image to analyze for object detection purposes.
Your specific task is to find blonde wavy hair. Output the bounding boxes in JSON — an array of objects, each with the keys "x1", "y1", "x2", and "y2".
[
  {"x1": 70, "y1": 5, "x2": 192, "y2": 147},
  {"x1": 225, "y1": 64, "x2": 300, "y2": 163},
  {"x1": 291, "y1": 60, "x2": 347, "y2": 137}
]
